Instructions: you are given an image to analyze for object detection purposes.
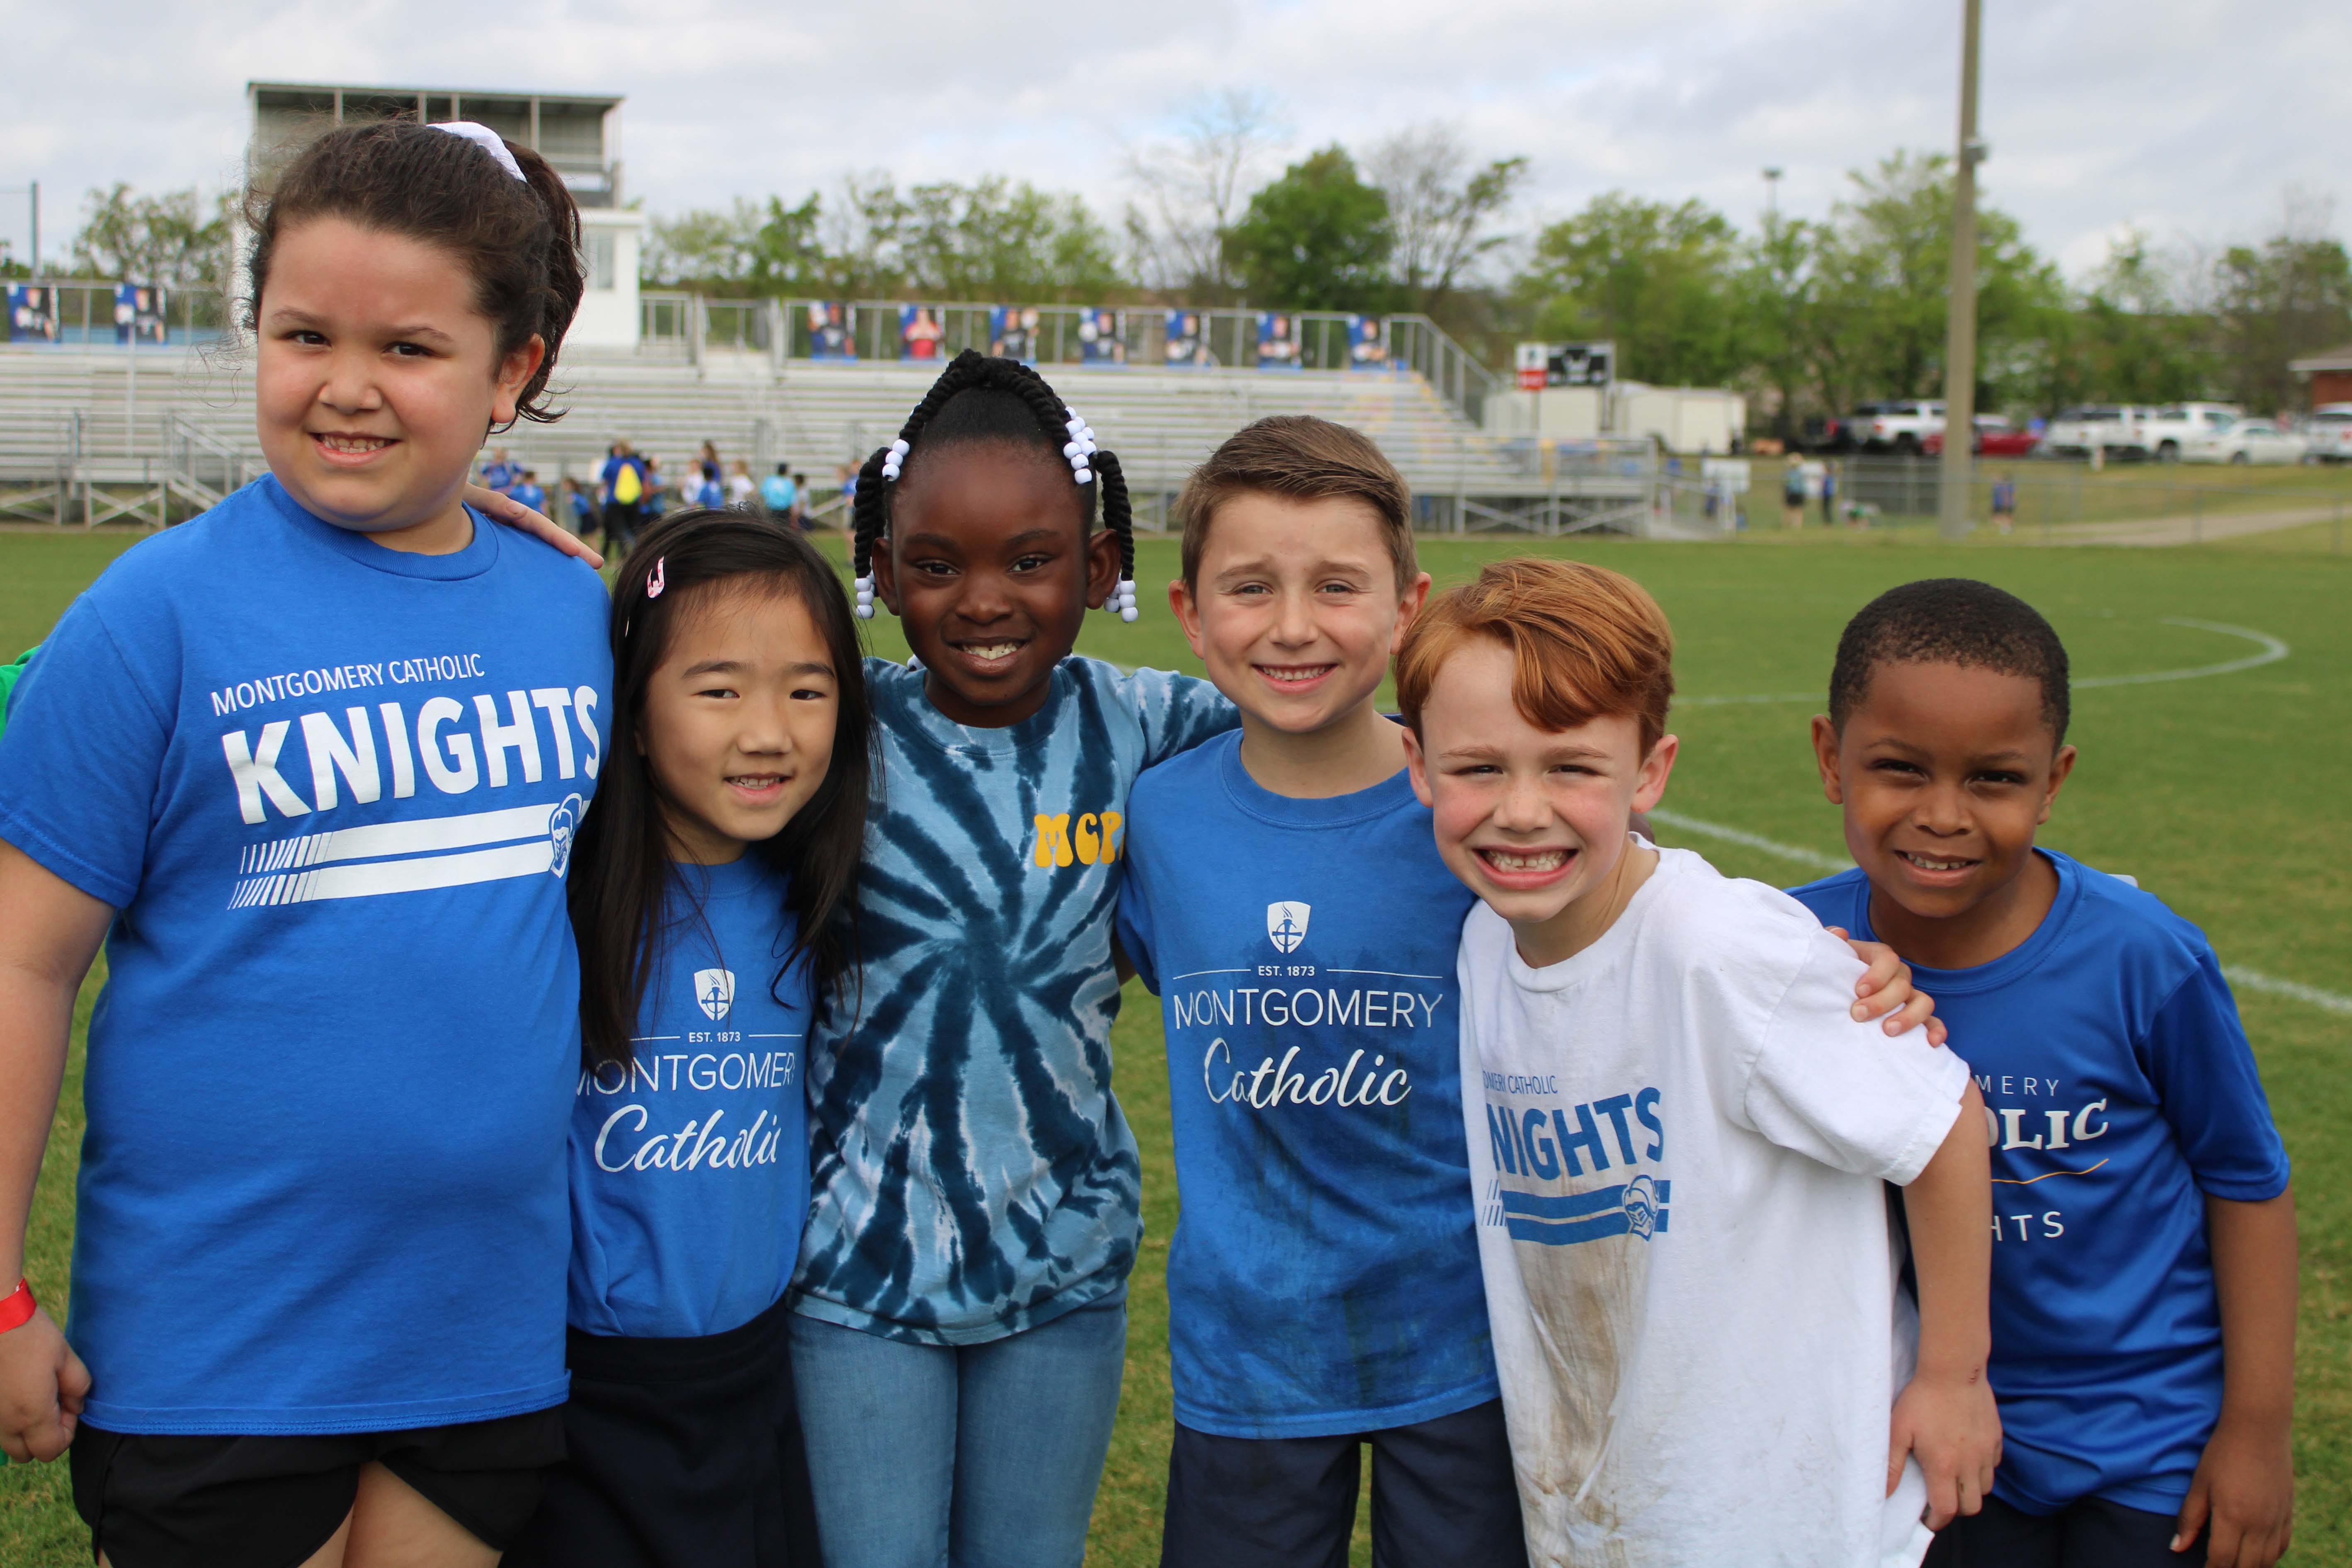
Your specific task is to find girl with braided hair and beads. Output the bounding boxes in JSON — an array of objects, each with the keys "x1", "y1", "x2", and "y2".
[{"x1": 788, "y1": 350, "x2": 1235, "y2": 1567}]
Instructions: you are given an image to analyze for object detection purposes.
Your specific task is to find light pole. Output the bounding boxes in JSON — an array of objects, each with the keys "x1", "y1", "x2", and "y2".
[
  {"x1": 1762, "y1": 166, "x2": 1783, "y2": 222},
  {"x1": 1938, "y1": 0, "x2": 1986, "y2": 539}
]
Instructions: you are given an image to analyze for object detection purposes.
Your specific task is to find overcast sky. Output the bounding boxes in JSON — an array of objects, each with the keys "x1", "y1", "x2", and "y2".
[{"x1": 0, "y1": 0, "x2": 2337, "y2": 282}]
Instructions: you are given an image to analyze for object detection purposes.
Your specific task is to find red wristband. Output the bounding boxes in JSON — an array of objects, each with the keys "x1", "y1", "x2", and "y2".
[{"x1": 0, "y1": 1279, "x2": 34, "y2": 1334}]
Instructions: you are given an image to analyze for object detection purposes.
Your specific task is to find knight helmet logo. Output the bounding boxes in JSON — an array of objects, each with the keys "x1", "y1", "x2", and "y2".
[
  {"x1": 1266, "y1": 902, "x2": 1311, "y2": 954},
  {"x1": 694, "y1": 968, "x2": 736, "y2": 1022},
  {"x1": 1622, "y1": 1174, "x2": 1661, "y2": 1240},
  {"x1": 547, "y1": 793, "x2": 585, "y2": 877}
]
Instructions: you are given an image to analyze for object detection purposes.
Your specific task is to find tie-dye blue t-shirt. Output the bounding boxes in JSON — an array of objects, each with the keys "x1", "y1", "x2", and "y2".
[{"x1": 792, "y1": 656, "x2": 1236, "y2": 1345}]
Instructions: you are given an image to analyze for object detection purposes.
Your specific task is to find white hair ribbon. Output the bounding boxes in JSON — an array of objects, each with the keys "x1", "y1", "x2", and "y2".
[{"x1": 432, "y1": 121, "x2": 528, "y2": 184}]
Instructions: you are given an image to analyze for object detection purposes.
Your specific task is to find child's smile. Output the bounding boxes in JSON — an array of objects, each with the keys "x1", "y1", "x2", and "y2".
[{"x1": 877, "y1": 444, "x2": 1119, "y2": 730}]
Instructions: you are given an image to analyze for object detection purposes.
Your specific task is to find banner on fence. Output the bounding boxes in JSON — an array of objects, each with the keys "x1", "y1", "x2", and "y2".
[
  {"x1": 1257, "y1": 312, "x2": 1301, "y2": 370},
  {"x1": 1347, "y1": 315, "x2": 1391, "y2": 370},
  {"x1": 116, "y1": 284, "x2": 167, "y2": 345},
  {"x1": 1077, "y1": 307, "x2": 1124, "y2": 365},
  {"x1": 9, "y1": 284, "x2": 57, "y2": 343},
  {"x1": 1164, "y1": 310, "x2": 1207, "y2": 368},
  {"x1": 1515, "y1": 340, "x2": 1613, "y2": 391},
  {"x1": 899, "y1": 304, "x2": 945, "y2": 362},
  {"x1": 807, "y1": 302, "x2": 854, "y2": 360},
  {"x1": 991, "y1": 306, "x2": 1040, "y2": 364}
]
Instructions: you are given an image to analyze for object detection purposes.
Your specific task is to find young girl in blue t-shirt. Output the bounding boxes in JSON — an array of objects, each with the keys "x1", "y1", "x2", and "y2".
[
  {"x1": 788, "y1": 351, "x2": 1234, "y2": 1568},
  {"x1": 0, "y1": 119, "x2": 611, "y2": 1566},
  {"x1": 506, "y1": 509, "x2": 870, "y2": 1568}
]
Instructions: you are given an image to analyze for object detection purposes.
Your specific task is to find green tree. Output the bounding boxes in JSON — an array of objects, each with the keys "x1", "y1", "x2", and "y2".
[
  {"x1": 893, "y1": 177, "x2": 1124, "y2": 301},
  {"x1": 1806, "y1": 152, "x2": 2062, "y2": 415},
  {"x1": 1730, "y1": 211, "x2": 1824, "y2": 437},
  {"x1": 1222, "y1": 146, "x2": 1395, "y2": 312},
  {"x1": 70, "y1": 184, "x2": 231, "y2": 293},
  {"x1": 2210, "y1": 228, "x2": 2352, "y2": 413},
  {"x1": 1513, "y1": 194, "x2": 1743, "y2": 386}
]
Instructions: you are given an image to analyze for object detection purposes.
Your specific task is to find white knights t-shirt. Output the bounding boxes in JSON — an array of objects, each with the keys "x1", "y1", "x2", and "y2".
[{"x1": 1457, "y1": 846, "x2": 1971, "y2": 1568}]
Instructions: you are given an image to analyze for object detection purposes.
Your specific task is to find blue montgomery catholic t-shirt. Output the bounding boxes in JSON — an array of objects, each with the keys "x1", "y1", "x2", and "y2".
[
  {"x1": 569, "y1": 856, "x2": 811, "y2": 1340},
  {"x1": 1790, "y1": 852, "x2": 2290, "y2": 1514},
  {"x1": 1118, "y1": 733, "x2": 1497, "y2": 1439},
  {"x1": 0, "y1": 475, "x2": 610, "y2": 1434},
  {"x1": 793, "y1": 657, "x2": 1235, "y2": 1345}
]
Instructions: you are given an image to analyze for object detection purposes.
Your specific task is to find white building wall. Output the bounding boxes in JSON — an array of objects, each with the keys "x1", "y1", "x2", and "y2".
[{"x1": 570, "y1": 207, "x2": 644, "y2": 350}]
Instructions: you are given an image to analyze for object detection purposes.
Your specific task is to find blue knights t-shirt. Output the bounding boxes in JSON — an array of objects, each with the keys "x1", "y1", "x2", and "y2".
[
  {"x1": 793, "y1": 656, "x2": 1235, "y2": 1345},
  {"x1": 1789, "y1": 852, "x2": 2290, "y2": 1514},
  {"x1": 568, "y1": 855, "x2": 810, "y2": 1340},
  {"x1": 0, "y1": 474, "x2": 611, "y2": 1434},
  {"x1": 1118, "y1": 732, "x2": 1497, "y2": 1438}
]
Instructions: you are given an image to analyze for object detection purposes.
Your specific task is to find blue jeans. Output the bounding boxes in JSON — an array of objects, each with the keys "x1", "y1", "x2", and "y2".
[{"x1": 788, "y1": 1292, "x2": 1127, "y2": 1568}]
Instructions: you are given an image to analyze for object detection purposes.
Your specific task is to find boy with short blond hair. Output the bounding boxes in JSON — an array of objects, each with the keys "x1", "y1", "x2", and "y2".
[
  {"x1": 1119, "y1": 425, "x2": 1940, "y2": 1568},
  {"x1": 1399, "y1": 557, "x2": 1999, "y2": 1567}
]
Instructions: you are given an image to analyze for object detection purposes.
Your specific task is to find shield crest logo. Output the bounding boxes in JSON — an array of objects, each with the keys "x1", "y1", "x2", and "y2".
[
  {"x1": 1265, "y1": 902, "x2": 1311, "y2": 954},
  {"x1": 693, "y1": 968, "x2": 736, "y2": 1022}
]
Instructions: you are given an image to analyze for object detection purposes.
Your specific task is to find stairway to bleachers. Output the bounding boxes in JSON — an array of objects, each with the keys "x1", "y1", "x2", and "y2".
[{"x1": 0, "y1": 345, "x2": 1545, "y2": 527}]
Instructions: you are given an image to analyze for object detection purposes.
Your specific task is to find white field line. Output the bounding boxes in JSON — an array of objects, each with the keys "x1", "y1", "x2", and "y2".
[
  {"x1": 1646, "y1": 808, "x2": 2352, "y2": 1017},
  {"x1": 1677, "y1": 619, "x2": 2289, "y2": 708}
]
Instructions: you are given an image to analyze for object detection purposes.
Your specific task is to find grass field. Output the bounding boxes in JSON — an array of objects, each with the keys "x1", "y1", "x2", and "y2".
[{"x1": 2, "y1": 516, "x2": 2350, "y2": 1564}]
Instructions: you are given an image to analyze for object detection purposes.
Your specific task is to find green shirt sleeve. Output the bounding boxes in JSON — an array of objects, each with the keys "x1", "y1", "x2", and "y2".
[{"x1": 0, "y1": 646, "x2": 36, "y2": 740}]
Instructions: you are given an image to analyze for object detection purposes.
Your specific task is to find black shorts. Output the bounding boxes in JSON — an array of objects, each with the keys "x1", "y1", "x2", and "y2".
[
  {"x1": 504, "y1": 1293, "x2": 819, "y2": 1568},
  {"x1": 70, "y1": 1406, "x2": 564, "y2": 1568},
  {"x1": 1923, "y1": 1492, "x2": 2203, "y2": 1568},
  {"x1": 1160, "y1": 1398, "x2": 1524, "y2": 1568}
]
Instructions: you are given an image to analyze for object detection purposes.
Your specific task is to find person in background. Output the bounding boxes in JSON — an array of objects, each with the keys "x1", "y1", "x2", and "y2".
[
  {"x1": 727, "y1": 458, "x2": 757, "y2": 510},
  {"x1": 1822, "y1": 461, "x2": 1840, "y2": 526},
  {"x1": 509, "y1": 468, "x2": 548, "y2": 520},
  {"x1": 791, "y1": 473, "x2": 813, "y2": 531},
  {"x1": 481, "y1": 446, "x2": 521, "y2": 494},
  {"x1": 562, "y1": 476, "x2": 597, "y2": 536},
  {"x1": 761, "y1": 464, "x2": 797, "y2": 521},
  {"x1": 643, "y1": 455, "x2": 669, "y2": 518},
  {"x1": 1991, "y1": 473, "x2": 2018, "y2": 535},
  {"x1": 1783, "y1": 459, "x2": 1807, "y2": 529},
  {"x1": 698, "y1": 440, "x2": 723, "y2": 492},
  {"x1": 602, "y1": 440, "x2": 648, "y2": 556}
]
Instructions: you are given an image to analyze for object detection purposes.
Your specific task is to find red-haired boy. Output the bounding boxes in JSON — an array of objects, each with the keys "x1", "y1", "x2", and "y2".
[{"x1": 1400, "y1": 558, "x2": 2000, "y2": 1566}]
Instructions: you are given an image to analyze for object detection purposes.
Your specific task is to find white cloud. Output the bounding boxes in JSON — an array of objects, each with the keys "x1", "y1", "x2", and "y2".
[{"x1": 0, "y1": 0, "x2": 2336, "y2": 280}]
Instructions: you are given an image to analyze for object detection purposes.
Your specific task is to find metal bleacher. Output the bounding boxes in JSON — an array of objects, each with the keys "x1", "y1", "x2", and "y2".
[{"x1": 0, "y1": 337, "x2": 1661, "y2": 535}]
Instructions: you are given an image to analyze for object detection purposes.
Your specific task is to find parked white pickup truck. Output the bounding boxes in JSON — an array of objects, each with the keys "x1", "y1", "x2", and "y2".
[
  {"x1": 2042, "y1": 405, "x2": 2153, "y2": 459},
  {"x1": 1846, "y1": 400, "x2": 1946, "y2": 455},
  {"x1": 2134, "y1": 403, "x2": 2243, "y2": 461},
  {"x1": 2305, "y1": 404, "x2": 2352, "y2": 464}
]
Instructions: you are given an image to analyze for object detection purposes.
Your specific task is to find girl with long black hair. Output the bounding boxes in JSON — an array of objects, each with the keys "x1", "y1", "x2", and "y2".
[{"x1": 510, "y1": 508, "x2": 872, "y2": 1568}]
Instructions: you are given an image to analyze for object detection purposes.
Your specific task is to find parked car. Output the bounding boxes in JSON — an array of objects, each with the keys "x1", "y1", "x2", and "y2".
[
  {"x1": 2304, "y1": 404, "x2": 2352, "y2": 464},
  {"x1": 1923, "y1": 415, "x2": 2041, "y2": 458},
  {"x1": 2041, "y1": 405, "x2": 2158, "y2": 459},
  {"x1": 2135, "y1": 403, "x2": 2243, "y2": 462},
  {"x1": 1846, "y1": 399, "x2": 1946, "y2": 455},
  {"x1": 2180, "y1": 419, "x2": 2308, "y2": 465}
]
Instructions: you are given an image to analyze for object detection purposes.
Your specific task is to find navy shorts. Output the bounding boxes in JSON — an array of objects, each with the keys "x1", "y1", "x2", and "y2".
[
  {"x1": 504, "y1": 1293, "x2": 818, "y2": 1568},
  {"x1": 1159, "y1": 1398, "x2": 1524, "y2": 1568},
  {"x1": 1924, "y1": 1492, "x2": 2203, "y2": 1568}
]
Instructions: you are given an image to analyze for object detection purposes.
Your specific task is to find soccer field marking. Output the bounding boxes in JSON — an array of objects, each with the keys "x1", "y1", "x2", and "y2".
[
  {"x1": 1676, "y1": 618, "x2": 2290, "y2": 708},
  {"x1": 1646, "y1": 808, "x2": 2352, "y2": 1018}
]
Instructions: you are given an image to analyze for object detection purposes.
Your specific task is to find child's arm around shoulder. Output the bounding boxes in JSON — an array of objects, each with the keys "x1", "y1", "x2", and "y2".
[{"x1": 1091, "y1": 662, "x2": 1237, "y2": 769}]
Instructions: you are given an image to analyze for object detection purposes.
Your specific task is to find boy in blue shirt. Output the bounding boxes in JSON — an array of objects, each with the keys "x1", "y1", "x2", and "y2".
[
  {"x1": 507, "y1": 468, "x2": 547, "y2": 519},
  {"x1": 1117, "y1": 418, "x2": 1938, "y2": 1567},
  {"x1": 1794, "y1": 579, "x2": 2296, "y2": 1568}
]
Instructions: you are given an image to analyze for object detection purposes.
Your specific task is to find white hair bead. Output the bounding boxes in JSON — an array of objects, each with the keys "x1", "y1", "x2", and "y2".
[
  {"x1": 1120, "y1": 605, "x2": 1138, "y2": 622},
  {"x1": 1063, "y1": 441, "x2": 1084, "y2": 458},
  {"x1": 855, "y1": 603, "x2": 875, "y2": 620},
  {"x1": 1073, "y1": 466, "x2": 1093, "y2": 484},
  {"x1": 889, "y1": 439, "x2": 910, "y2": 457}
]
